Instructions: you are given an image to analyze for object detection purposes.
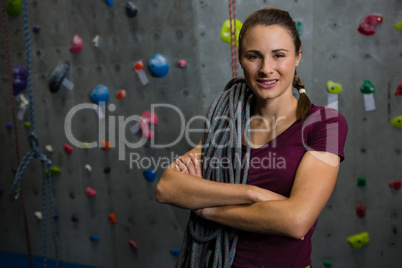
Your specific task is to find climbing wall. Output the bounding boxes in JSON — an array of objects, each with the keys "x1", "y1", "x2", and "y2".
[{"x1": 0, "y1": 0, "x2": 401, "y2": 267}]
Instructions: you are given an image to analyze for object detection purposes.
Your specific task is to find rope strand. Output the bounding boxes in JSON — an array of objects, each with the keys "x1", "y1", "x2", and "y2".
[{"x1": 176, "y1": 78, "x2": 253, "y2": 267}]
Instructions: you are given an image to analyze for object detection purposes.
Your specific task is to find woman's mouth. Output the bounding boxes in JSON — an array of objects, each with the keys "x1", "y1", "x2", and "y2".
[{"x1": 257, "y1": 79, "x2": 278, "y2": 88}]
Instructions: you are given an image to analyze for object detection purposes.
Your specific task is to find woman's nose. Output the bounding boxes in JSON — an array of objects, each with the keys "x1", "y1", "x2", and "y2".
[{"x1": 259, "y1": 59, "x2": 274, "y2": 76}]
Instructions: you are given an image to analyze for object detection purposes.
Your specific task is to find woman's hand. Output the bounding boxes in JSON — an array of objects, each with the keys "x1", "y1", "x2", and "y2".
[{"x1": 175, "y1": 153, "x2": 202, "y2": 178}]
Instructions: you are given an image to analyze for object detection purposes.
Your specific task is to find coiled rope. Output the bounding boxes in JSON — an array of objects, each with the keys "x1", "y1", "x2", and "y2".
[
  {"x1": 228, "y1": 0, "x2": 238, "y2": 78},
  {"x1": 176, "y1": 78, "x2": 253, "y2": 267},
  {"x1": 5, "y1": 0, "x2": 60, "y2": 267},
  {"x1": 0, "y1": 0, "x2": 33, "y2": 266}
]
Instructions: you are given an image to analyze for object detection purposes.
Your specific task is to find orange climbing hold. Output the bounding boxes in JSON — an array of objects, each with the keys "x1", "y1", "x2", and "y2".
[
  {"x1": 109, "y1": 213, "x2": 116, "y2": 224},
  {"x1": 101, "y1": 140, "x2": 110, "y2": 150}
]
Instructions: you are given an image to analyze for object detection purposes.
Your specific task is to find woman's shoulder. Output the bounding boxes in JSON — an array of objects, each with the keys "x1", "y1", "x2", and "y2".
[{"x1": 305, "y1": 103, "x2": 348, "y2": 130}]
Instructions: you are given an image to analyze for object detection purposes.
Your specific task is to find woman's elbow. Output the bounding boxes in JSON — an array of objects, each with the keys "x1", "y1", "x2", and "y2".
[
  {"x1": 287, "y1": 214, "x2": 312, "y2": 240},
  {"x1": 155, "y1": 170, "x2": 173, "y2": 204}
]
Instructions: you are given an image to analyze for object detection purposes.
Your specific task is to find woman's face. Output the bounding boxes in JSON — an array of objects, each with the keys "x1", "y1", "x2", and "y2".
[{"x1": 240, "y1": 25, "x2": 301, "y2": 101}]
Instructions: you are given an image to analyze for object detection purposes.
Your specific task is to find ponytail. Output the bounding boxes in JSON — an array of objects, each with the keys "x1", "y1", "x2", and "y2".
[{"x1": 293, "y1": 70, "x2": 311, "y2": 121}]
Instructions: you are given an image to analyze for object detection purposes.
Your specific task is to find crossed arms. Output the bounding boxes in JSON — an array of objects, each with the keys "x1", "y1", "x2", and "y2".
[{"x1": 155, "y1": 142, "x2": 340, "y2": 239}]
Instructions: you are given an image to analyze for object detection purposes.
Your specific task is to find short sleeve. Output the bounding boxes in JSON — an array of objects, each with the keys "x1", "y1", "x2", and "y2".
[{"x1": 302, "y1": 107, "x2": 348, "y2": 162}]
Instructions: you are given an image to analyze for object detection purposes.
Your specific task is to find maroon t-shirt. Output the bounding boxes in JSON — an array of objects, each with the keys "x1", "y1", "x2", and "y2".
[{"x1": 232, "y1": 104, "x2": 348, "y2": 268}]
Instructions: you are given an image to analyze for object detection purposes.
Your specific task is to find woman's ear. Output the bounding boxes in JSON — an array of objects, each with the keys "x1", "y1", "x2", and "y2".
[{"x1": 295, "y1": 50, "x2": 302, "y2": 67}]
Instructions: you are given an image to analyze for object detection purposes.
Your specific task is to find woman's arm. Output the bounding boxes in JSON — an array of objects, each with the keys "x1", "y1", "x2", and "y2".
[
  {"x1": 195, "y1": 151, "x2": 340, "y2": 239},
  {"x1": 155, "y1": 142, "x2": 287, "y2": 210}
]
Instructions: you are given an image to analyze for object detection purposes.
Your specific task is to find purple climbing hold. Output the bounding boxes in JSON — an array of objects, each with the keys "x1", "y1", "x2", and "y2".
[
  {"x1": 6, "y1": 122, "x2": 13, "y2": 130},
  {"x1": 12, "y1": 65, "x2": 28, "y2": 96},
  {"x1": 33, "y1": 25, "x2": 41, "y2": 34}
]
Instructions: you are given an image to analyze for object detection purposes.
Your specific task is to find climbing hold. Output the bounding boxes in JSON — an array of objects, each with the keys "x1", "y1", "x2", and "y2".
[
  {"x1": 347, "y1": 232, "x2": 369, "y2": 249},
  {"x1": 358, "y1": 14, "x2": 383, "y2": 36},
  {"x1": 394, "y1": 83, "x2": 402, "y2": 96},
  {"x1": 0, "y1": 188, "x2": 3, "y2": 195},
  {"x1": 143, "y1": 169, "x2": 157, "y2": 182},
  {"x1": 53, "y1": 214, "x2": 59, "y2": 220},
  {"x1": 101, "y1": 140, "x2": 110, "y2": 150},
  {"x1": 84, "y1": 164, "x2": 92, "y2": 173},
  {"x1": 357, "y1": 177, "x2": 366, "y2": 187},
  {"x1": 394, "y1": 20, "x2": 402, "y2": 31},
  {"x1": 49, "y1": 61, "x2": 70, "y2": 93},
  {"x1": 170, "y1": 249, "x2": 180, "y2": 257},
  {"x1": 356, "y1": 205, "x2": 366, "y2": 218},
  {"x1": 139, "y1": 111, "x2": 158, "y2": 139},
  {"x1": 360, "y1": 80, "x2": 375, "y2": 94},
  {"x1": 44, "y1": 145, "x2": 53, "y2": 153},
  {"x1": 389, "y1": 180, "x2": 401, "y2": 190},
  {"x1": 391, "y1": 116, "x2": 402, "y2": 129},
  {"x1": 11, "y1": 167, "x2": 17, "y2": 174},
  {"x1": 71, "y1": 214, "x2": 79, "y2": 222},
  {"x1": 103, "y1": 167, "x2": 111, "y2": 174},
  {"x1": 32, "y1": 25, "x2": 40, "y2": 34},
  {"x1": 326, "y1": 80, "x2": 342, "y2": 94},
  {"x1": 323, "y1": 260, "x2": 332, "y2": 267},
  {"x1": 90, "y1": 235, "x2": 100, "y2": 242},
  {"x1": 105, "y1": 0, "x2": 113, "y2": 7},
  {"x1": 63, "y1": 144, "x2": 73, "y2": 154},
  {"x1": 24, "y1": 122, "x2": 31, "y2": 129},
  {"x1": 12, "y1": 65, "x2": 28, "y2": 96},
  {"x1": 91, "y1": 84, "x2": 110, "y2": 104},
  {"x1": 6, "y1": 122, "x2": 13, "y2": 130},
  {"x1": 108, "y1": 213, "x2": 116, "y2": 224},
  {"x1": 149, "y1": 53, "x2": 169, "y2": 77},
  {"x1": 6, "y1": 0, "x2": 22, "y2": 16},
  {"x1": 133, "y1": 60, "x2": 149, "y2": 86},
  {"x1": 45, "y1": 165, "x2": 61, "y2": 177},
  {"x1": 92, "y1": 35, "x2": 100, "y2": 47},
  {"x1": 296, "y1": 21, "x2": 303, "y2": 36},
  {"x1": 85, "y1": 186, "x2": 96, "y2": 197},
  {"x1": 220, "y1": 19, "x2": 243, "y2": 45},
  {"x1": 128, "y1": 240, "x2": 138, "y2": 251},
  {"x1": 34, "y1": 211, "x2": 43, "y2": 220},
  {"x1": 82, "y1": 142, "x2": 89, "y2": 148},
  {"x1": 116, "y1": 89, "x2": 126, "y2": 100},
  {"x1": 125, "y1": 2, "x2": 138, "y2": 18},
  {"x1": 70, "y1": 34, "x2": 83, "y2": 54},
  {"x1": 177, "y1": 59, "x2": 186, "y2": 68}
]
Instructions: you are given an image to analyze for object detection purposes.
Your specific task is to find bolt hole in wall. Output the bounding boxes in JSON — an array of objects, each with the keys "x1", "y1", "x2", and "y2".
[{"x1": 0, "y1": 0, "x2": 402, "y2": 268}]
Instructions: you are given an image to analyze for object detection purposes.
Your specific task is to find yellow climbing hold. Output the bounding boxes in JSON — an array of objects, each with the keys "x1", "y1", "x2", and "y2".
[{"x1": 220, "y1": 19, "x2": 242, "y2": 46}]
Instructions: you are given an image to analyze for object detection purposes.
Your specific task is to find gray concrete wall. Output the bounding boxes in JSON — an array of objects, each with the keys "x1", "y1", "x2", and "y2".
[{"x1": 0, "y1": 0, "x2": 401, "y2": 267}]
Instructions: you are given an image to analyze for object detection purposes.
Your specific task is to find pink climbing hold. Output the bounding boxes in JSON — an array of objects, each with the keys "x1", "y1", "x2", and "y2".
[
  {"x1": 358, "y1": 14, "x2": 383, "y2": 36},
  {"x1": 128, "y1": 240, "x2": 138, "y2": 251},
  {"x1": 70, "y1": 34, "x2": 83, "y2": 53},
  {"x1": 85, "y1": 186, "x2": 97, "y2": 197},
  {"x1": 139, "y1": 111, "x2": 158, "y2": 140},
  {"x1": 63, "y1": 144, "x2": 73, "y2": 154},
  {"x1": 177, "y1": 59, "x2": 186, "y2": 68}
]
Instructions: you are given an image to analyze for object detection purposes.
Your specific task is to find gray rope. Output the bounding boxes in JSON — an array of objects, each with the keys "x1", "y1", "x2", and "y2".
[{"x1": 177, "y1": 78, "x2": 253, "y2": 268}]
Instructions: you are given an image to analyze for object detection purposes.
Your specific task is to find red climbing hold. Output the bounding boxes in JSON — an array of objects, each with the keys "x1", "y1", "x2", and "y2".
[
  {"x1": 394, "y1": 83, "x2": 402, "y2": 96},
  {"x1": 356, "y1": 205, "x2": 366, "y2": 218},
  {"x1": 389, "y1": 180, "x2": 401, "y2": 190},
  {"x1": 63, "y1": 144, "x2": 73, "y2": 154},
  {"x1": 129, "y1": 240, "x2": 138, "y2": 251}
]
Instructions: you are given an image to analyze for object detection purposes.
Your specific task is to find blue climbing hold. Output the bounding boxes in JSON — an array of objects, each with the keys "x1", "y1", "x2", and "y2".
[
  {"x1": 6, "y1": 122, "x2": 13, "y2": 130},
  {"x1": 105, "y1": 0, "x2": 113, "y2": 7},
  {"x1": 91, "y1": 84, "x2": 110, "y2": 104},
  {"x1": 143, "y1": 169, "x2": 157, "y2": 182},
  {"x1": 149, "y1": 53, "x2": 169, "y2": 77},
  {"x1": 90, "y1": 235, "x2": 100, "y2": 242},
  {"x1": 170, "y1": 249, "x2": 180, "y2": 257}
]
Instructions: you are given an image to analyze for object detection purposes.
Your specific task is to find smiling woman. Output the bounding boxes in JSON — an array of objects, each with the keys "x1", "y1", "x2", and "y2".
[{"x1": 155, "y1": 7, "x2": 348, "y2": 268}]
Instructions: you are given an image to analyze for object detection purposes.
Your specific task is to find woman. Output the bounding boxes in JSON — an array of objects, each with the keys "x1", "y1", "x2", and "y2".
[{"x1": 156, "y1": 7, "x2": 348, "y2": 268}]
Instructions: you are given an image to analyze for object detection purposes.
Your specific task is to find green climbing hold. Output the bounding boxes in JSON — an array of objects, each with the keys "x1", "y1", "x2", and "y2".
[
  {"x1": 296, "y1": 21, "x2": 303, "y2": 36},
  {"x1": 323, "y1": 260, "x2": 332, "y2": 267},
  {"x1": 394, "y1": 20, "x2": 402, "y2": 31},
  {"x1": 220, "y1": 19, "x2": 243, "y2": 46},
  {"x1": 82, "y1": 142, "x2": 89, "y2": 148},
  {"x1": 45, "y1": 165, "x2": 61, "y2": 177},
  {"x1": 326, "y1": 80, "x2": 342, "y2": 94},
  {"x1": 391, "y1": 116, "x2": 402, "y2": 129},
  {"x1": 347, "y1": 232, "x2": 369, "y2": 249},
  {"x1": 360, "y1": 80, "x2": 375, "y2": 94},
  {"x1": 24, "y1": 122, "x2": 32, "y2": 129},
  {"x1": 6, "y1": 0, "x2": 22, "y2": 16},
  {"x1": 357, "y1": 177, "x2": 366, "y2": 187}
]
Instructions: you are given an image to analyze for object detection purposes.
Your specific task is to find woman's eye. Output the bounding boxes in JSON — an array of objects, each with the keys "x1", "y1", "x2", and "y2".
[
  {"x1": 247, "y1": 54, "x2": 260, "y2": 60},
  {"x1": 274, "y1": 54, "x2": 284, "y2": 58}
]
